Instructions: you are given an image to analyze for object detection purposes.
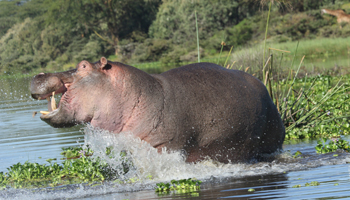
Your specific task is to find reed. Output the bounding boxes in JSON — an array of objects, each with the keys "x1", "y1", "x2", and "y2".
[{"x1": 195, "y1": 10, "x2": 200, "y2": 63}]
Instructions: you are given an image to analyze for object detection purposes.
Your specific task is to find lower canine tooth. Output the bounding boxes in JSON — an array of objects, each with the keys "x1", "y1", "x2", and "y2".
[
  {"x1": 51, "y1": 92, "x2": 57, "y2": 110},
  {"x1": 40, "y1": 111, "x2": 50, "y2": 115}
]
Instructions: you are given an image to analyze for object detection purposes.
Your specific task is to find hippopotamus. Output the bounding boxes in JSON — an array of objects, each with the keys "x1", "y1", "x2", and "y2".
[{"x1": 30, "y1": 57, "x2": 285, "y2": 163}]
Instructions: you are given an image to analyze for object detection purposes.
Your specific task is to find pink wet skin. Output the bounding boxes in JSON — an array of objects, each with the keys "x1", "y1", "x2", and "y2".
[{"x1": 30, "y1": 57, "x2": 285, "y2": 163}]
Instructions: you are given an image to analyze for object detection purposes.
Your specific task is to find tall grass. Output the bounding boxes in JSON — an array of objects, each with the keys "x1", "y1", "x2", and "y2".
[
  {"x1": 195, "y1": 10, "x2": 200, "y2": 63},
  {"x1": 262, "y1": 1, "x2": 272, "y2": 82}
]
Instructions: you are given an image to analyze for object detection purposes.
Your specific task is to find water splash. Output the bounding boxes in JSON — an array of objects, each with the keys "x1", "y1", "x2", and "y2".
[
  {"x1": 1, "y1": 126, "x2": 350, "y2": 199},
  {"x1": 84, "y1": 125, "x2": 255, "y2": 182},
  {"x1": 83, "y1": 125, "x2": 350, "y2": 182}
]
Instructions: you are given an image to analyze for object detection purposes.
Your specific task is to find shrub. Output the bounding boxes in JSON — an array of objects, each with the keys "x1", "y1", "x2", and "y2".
[
  {"x1": 159, "y1": 46, "x2": 188, "y2": 66},
  {"x1": 148, "y1": 0, "x2": 258, "y2": 44},
  {"x1": 225, "y1": 19, "x2": 253, "y2": 47},
  {"x1": 131, "y1": 38, "x2": 172, "y2": 63}
]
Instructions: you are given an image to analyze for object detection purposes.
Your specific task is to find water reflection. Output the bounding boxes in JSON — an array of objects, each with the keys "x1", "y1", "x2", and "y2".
[{"x1": 203, "y1": 174, "x2": 288, "y2": 199}]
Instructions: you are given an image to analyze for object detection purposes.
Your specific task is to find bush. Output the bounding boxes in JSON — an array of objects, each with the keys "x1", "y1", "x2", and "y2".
[
  {"x1": 159, "y1": 46, "x2": 188, "y2": 66},
  {"x1": 73, "y1": 35, "x2": 108, "y2": 63},
  {"x1": 131, "y1": 38, "x2": 172, "y2": 63},
  {"x1": 203, "y1": 19, "x2": 253, "y2": 52},
  {"x1": 148, "y1": 0, "x2": 256, "y2": 44},
  {"x1": 225, "y1": 19, "x2": 253, "y2": 47},
  {"x1": 318, "y1": 23, "x2": 350, "y2": 38}
]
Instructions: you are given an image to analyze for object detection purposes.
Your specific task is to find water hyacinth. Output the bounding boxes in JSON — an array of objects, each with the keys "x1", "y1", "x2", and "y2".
[
  {"x1": 315, "y1": 138, "x2": 350, "y2": 154},
  {"x1": 0, "y1": 146, "x2": 131, "y2": 189},
  {"x1": 155, "y1": 178, "x2": 202, "y2": 195},
  {"x1": 280, "y1": 74, "x2": 350, "y2": 140}
]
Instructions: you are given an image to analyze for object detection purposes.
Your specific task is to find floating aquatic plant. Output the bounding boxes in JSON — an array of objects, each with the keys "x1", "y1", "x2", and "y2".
[
  {"x1": 315, "y1": 138, "x2": 350, "y2": 154},
  {"x1": 248, "y1": 188, "x2": 255, "y2": 192},
  {"x1": 280, "y1": 74, "x2": 350, "y2": 140},
  {"x1": 305, "y1": 181, "x2": 320, "y2": 186},
  {"x1": 292, "y1": 151, "x2": 303, "y2": 158},
  {"x1": 292, "y1": 181, "x2": 320, "y2": 189},
  {"x1": 155, "y1": 178, "x2": 202, "y2": 195},
  {"x1": 0, "y1": 146, "x2": 130, "y2": 189}
]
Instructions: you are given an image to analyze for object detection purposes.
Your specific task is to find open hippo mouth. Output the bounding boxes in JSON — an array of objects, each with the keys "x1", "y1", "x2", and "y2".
[
  {"x1": 30, "y1": 70, "x2": 76, "y2": 124},
  {"x1": 36, "y1": 85, "x2": 68, "y2": 117}
]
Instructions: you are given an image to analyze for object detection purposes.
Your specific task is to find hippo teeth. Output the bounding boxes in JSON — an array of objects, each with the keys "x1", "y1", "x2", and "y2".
[
  {"x1": 40, "y1": 111, "x2": 50, "y2": 115},
  {"x1": 40, "y1": 92, "x2": 58, "y2": 115},
  {"x1": 51, "y1": 92, "x2": 57, "y2": 110}
]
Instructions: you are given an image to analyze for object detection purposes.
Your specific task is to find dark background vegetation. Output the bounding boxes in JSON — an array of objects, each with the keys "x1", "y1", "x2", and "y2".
[{"x1": 0, "y1": 0, "x2": 349, "y2": 74}]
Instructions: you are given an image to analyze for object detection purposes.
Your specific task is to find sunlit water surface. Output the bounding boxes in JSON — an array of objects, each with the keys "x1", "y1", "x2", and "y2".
[{"x1": 1, "y1": 77, "x2": 350, "y2": 200}]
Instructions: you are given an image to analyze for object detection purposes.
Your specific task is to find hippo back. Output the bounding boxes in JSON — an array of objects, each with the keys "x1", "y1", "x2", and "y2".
[{"x1": 150, "y1": 62, "x2": 285, "y2": 163}]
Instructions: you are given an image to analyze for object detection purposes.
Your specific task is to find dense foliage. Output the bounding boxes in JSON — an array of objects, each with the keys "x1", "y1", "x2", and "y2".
[
  {"x1": 0, "y1": 0, "x2": 160, "y2": 74},
  {"x1": 0, "y1": 0, "x2": 349, "y2": 74}
]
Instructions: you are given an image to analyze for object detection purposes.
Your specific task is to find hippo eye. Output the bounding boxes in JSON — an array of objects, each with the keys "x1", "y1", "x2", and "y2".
[{"x1": 83, "y1": 64, "x2": 86, "y2": 68}]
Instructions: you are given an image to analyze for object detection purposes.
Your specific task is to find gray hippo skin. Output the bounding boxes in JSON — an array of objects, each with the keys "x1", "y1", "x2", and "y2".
[{"x1": 30, "y1": 57, "x2": 285, "y2": 163}]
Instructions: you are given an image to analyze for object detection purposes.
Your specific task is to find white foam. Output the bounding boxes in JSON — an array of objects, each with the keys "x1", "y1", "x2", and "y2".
[{"x1": 83, "y1": 125, "x2": 350, "y2": 182}]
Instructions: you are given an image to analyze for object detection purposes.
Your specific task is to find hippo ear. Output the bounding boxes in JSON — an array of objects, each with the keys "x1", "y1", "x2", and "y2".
[{"x1": 100, "y1": 57, "x2": 109, "y2": 69}]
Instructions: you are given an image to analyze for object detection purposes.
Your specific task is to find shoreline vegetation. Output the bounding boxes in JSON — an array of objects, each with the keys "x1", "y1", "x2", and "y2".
[
  {"x1": 1, "y1": 0, "x2": 350, "y2": 76},
  {"x1": 1, "y1": 36, "x2": 349, "y2": 78}
]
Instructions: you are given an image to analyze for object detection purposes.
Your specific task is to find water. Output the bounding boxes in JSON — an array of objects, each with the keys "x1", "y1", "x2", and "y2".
[
  {"x1": 0, "y1": 77, "x2": 84, "y2": 172},
  {"x1": 1, "y1": 77, "x2": 350, "y2": 200}
]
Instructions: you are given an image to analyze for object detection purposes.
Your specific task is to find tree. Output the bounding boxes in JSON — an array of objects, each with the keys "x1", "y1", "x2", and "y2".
[
  {"x1": 0, "y1": 0, "x2": 52, "y2": 37},
  {"x1": 148, "y1": 0, "x2": 261, "y2": 44},
  {"x1": 0, "y1": 1, "x2": 20, "y2": 37},
  {"x1": 63, "y1": 0, "x2": 161, "y2": 55}
]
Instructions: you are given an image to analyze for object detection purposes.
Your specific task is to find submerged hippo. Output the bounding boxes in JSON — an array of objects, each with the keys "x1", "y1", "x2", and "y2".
[{"x1": 30, "y1": 57, "x2": 285, "y2": 163}]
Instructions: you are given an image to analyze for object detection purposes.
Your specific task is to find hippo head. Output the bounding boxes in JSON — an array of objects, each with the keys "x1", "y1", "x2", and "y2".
[{"x1": 31, "y1": 57, "x2": 121, "y2": 128}]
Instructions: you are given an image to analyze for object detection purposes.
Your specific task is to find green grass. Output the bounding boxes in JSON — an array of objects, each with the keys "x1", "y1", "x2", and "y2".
[
  {"x1": 229, "y1": 37, "x2": 350, "y2": 79},
  {"x1": 231, "y1": 37, "x2": 350, "y2": 67},
  {"x1": 271, "y1": 37, "x2": 350, "y2": 59}
]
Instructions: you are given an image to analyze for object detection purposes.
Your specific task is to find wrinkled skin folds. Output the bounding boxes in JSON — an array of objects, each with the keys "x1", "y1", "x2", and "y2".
[{"x1": 30, "y1": 57, "x2": 285, "y2": 163}]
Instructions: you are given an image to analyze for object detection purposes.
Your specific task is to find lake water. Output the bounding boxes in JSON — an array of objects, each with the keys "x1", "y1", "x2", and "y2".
[{"x1": 1, "y1": 76, "x2": 350, "y2": 200}]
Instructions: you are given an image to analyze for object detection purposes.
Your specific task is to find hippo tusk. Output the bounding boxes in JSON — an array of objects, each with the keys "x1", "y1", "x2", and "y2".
[
  {"x1": 40, "y1": 111, "x2": 50, "y2": 115},
  {"x1": 51, "y1": 92, "x2": 57, "y2": 111},
  {"x1": 40, "y1": 92, "x2": 57, "y2": 115}
]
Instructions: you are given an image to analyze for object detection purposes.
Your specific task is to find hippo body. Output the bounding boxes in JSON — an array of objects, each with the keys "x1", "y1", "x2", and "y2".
[{"x1": 30, "y1": 58, "x2": 285, "y2": 163}]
